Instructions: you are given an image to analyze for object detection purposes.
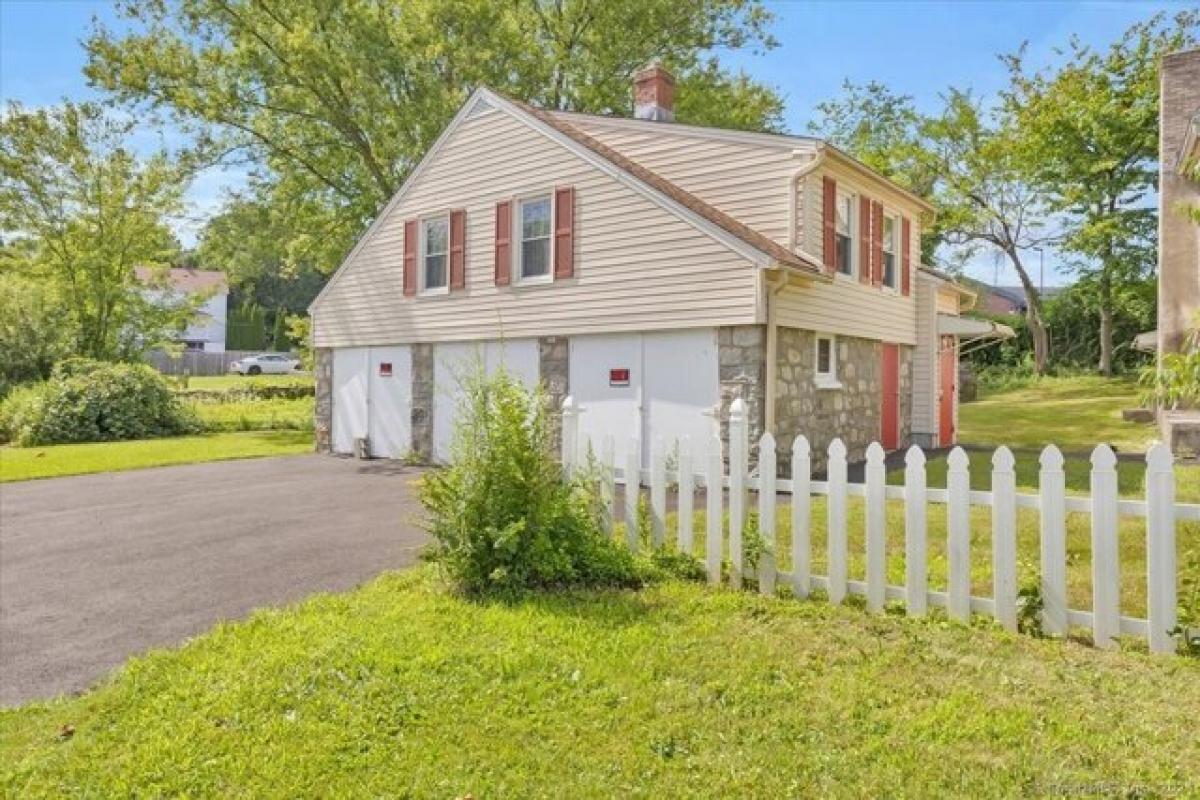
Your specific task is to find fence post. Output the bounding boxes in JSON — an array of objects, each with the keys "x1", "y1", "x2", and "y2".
[
  {"x1": 947, "y1": 446, "x2": 971, "y2": 622},
  {"x1": 758, "y1": 432, "x2": 777, "y2": 596},
  {"x1": 792, "y1": 435, "x2": 811, "y2": 600},
  {"x1": 706, "y1": 434, "x2": 724, "y2": 586},
  {"x1": 827, "y1": 438, "x2": 848, "y2": 604},
  {"x1": 1039, "y1": 445, "x2": 1067, "y2": 637},
  {"x1": 904, "y1": 446, "x2": 927, "y2": 616},
  {"x1": 625, "y1": 437, "x2": 640, "y2": 553},
  {"x1": 560, "y1": 396, "x2": 579, "y2": 478},
  {"x1": 865, "y1": 442, "x2": 886, "y2": 613},
  {"x1": 1090, "y1": 444, "x2": 1120, "y2": 650},
  {"x1": 1146, "y1": 442, "x2": 1177, "y2": 654},
  {"x1": 650, "y1": 437, "x2": 667, "y2": 549},
  {"x1": 677, "y1": 437, "x2": 694, "y2": 555},
  {"x1": 728, "y1": 398, "x2": 748, "y2": 589},
  {"x1": 991, "y1": 446, "x2": 1017, "y2": 633},
  {"x1": 601, "y1": 434, "x2": 616, "y2": 538}
]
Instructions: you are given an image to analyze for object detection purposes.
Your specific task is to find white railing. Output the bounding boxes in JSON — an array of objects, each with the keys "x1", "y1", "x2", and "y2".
[{"x1": 560, "y1": 396, "x2": 1198, "y2": 654}]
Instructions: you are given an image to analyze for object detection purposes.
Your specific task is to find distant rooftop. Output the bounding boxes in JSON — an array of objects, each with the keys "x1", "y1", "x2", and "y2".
[{"x1": 135, "y1": 267, "x2": 227, "y2": 293}]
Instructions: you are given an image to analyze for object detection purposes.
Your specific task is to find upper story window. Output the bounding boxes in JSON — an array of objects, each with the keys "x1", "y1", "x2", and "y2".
[
  {"x1": 882, "y1": 213, "x2": 898, "y2": 289},
  {"x1": 420, "y1": 215, "x2": 449, "y2": 292},
  {"x1": 835, "y1": 192, "x2": 854, "y2": 276},
  {"x1": 518, "y1": 195, "x2": 552, "y2": 280}
]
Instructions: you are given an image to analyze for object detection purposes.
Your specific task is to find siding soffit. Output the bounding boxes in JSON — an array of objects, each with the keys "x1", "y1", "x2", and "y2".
[{"x1": 310, "y1": 88, "x2": 823, "y2": 313}]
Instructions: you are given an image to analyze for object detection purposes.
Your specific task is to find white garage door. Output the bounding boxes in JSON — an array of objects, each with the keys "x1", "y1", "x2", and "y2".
[
  {"x1": 367, "y1": 346, "x2": 413, "y2": 459},
  {"x1": 433, "y1": 339, "x2": 540, "y2": 462},
  {"x1": 332, "y1": 347, "x2": 369, "y2": 455},
  {"x1": 569, "y1": 329, "x2": 719, "y2": 468},
  {"x1": 332, "y1": 345, "x2": 413, "y2": 458}
]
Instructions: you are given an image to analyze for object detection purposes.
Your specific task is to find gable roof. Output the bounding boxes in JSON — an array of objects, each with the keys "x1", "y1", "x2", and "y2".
[
  {"x1": 511, "y1": 97, "x2": 821, "y2": 273},
  {"x1": 311, "y1": 88, "x2": 827, "y2": 312},
  {"x1": 135, "y1": 266, "x2": 227, "y2": 293}
]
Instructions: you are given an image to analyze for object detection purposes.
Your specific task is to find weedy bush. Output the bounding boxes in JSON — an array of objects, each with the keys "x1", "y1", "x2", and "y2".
[
  {"x1": 420, "y1": 365, "x2": 642, "y2": 594},
  {"x1": 0, "y1": 358, "x2": 199, "y2": 446}
]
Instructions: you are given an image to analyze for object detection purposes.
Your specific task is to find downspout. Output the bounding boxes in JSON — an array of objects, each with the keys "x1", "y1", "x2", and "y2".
[
  {"x1": 764, "y1": 269, "x2": 788, "y2": 435},
  {"x1": 788, "y1": 145, "x2": 828, "y2": 265}
]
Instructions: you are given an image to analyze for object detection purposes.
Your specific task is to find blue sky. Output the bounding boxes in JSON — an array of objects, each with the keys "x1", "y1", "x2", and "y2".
[{"x1": 1, "y1": 0, "x2": 1185, "y2": 282}]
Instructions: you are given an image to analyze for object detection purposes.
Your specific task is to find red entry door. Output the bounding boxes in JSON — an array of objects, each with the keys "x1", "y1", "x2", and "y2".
[
  {"x1": 939, "y1": 336, "x2": 957, "y2": 446},
  {"x1": 881, "y1": 343, "x2": 900, "y2": 450}
]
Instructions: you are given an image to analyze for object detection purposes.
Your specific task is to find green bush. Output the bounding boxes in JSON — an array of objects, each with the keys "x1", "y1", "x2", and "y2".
[
  {"x1": 419, "y1": 365, "x2": 641, "y2": 594},
  {"x1": 0, "y1": 359, "x2": 199, "y2": 446}
]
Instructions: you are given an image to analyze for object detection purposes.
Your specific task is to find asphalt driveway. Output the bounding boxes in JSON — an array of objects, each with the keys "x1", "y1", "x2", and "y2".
[{"x1": 0, "y1": 455, "x2": 427, "y2": 706}]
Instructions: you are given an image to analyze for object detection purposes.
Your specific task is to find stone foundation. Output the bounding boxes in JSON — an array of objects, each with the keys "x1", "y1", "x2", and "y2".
[
  {"x1": 314, "y1": 347, "x2": 332, "y2": 453},
  {"x1": 539, "y1": 336, "x2": 570, "y2": 452},
  {"x1": 775, "y1": 328, "x2": 912, "y2": 474},
  {"x1": 410, "y1": 343, "x2": 434, "y2": 460},
  {"x1": 718, "y1": 325, "x2": 766, "y2": 463}
]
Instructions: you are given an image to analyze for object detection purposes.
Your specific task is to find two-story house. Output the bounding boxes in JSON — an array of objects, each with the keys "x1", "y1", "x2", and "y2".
[{"x1": 310, "y1": 65, "x2": 977, "y2": 469}]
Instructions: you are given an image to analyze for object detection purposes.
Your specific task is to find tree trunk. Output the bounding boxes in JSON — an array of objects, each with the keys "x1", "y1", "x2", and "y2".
[
  {"x1": 1097, "y1": 266, "x2": 1113, "y2": 377},
  {"x1": 1006, "y1": 247, "x2": 1050, "y2": 375}
]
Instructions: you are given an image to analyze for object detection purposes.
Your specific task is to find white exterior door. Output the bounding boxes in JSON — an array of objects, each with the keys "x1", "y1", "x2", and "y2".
[
  {"x1": 569, "y1": 329, "x2": 719, "y2": 468},
  {"x1": 368, "y1": 346, "x2": 413, "y2": 458},
  {"x1": 432, "y1": 339, "x2": 540, "y2": 462},
  {"x1": 332, "y1": 347, "x2": 369, "y2": 455}
]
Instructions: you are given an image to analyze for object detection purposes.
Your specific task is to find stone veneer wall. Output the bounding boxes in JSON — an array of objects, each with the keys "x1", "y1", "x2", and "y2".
[
  {"x1": 409, "y1": 343, "x2": 434, "y2": 460},
  {"x1": 718, "y1": 325, "x2": 766, "y2": 462},
  {"x1": 539, "y1": 336, "x2": 570, "y2": 453},
  {"x1": 775, "y1": 328, "x2": 912, "y2": 474},
  {"x1": 314, "y1": 347, "x2": 333, "y2": 453}
]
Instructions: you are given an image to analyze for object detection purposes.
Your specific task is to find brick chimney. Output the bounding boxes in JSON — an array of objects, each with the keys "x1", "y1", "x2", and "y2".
[{"x1": 634, "y1": 62, "x2": 675, "y2": 122}]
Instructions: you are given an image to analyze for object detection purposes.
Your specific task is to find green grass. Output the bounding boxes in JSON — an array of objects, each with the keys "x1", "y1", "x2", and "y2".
[
  {"x1": 190, "y1": 396, "x2": 314, "y2": 432},
  {"x1": 959, "y1": 375, "x2": 1152, "y2": 453},
  {"x1": 2, "y1": 569, "x2": 1197, "y2": 797},
  {"x1": 181, "y1": 374, "x2": 312, "y2": 391},
  {"x1": 0, "y1": 431, "x2": 312, "y2": 482}
]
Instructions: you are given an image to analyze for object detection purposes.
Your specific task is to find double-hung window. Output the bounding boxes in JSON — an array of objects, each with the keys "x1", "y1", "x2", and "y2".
[
  {"x1": 420, "y1": 215, "x2": 449, "y2": 292},
  {"x1": 517, "y1": 195, "x2": 552, "y2": 280},
  {"x1": 835, "y1": 193, "x2": 854, "y2": 276},
  {"x1": 882, "y1": 213, "x2": 898, "y2": 289}
]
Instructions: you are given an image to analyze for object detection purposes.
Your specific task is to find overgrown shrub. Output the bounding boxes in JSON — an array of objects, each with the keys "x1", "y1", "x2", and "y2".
[
  {"x1": 419, "y1": 365, "x2": 641, "y2": 594},
  {"x1": 0, "y1": 358, "x2": 199, "y2": 446}
]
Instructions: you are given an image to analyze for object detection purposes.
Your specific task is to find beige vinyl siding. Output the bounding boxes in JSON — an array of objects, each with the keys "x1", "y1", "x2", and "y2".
[
  {"x1": 779, "y1": 160, "x2": 923, "y2": 345},
  {"x1": 313, "y1": 107, "x2": 760, "y2": 348},
  {"x1": 937, "y1": 287, "x2": 961, "y2": 315},
  {"x1": 563, "y1": 116, "x2": 812, "y2": 249},
  {"x1": 912, "y1": 273, "x2": 941, "y2": 436}
]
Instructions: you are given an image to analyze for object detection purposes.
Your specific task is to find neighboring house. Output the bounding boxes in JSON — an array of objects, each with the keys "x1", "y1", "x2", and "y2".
[
  {"x1": 135, "y1": 267, "x2": 229, "y2": 352},
  {"x1": 972, "y1": 283, "x2": 1062, "y2": 316},
  {"x1": 310, "y1": 65, "x2": 995, "y2": 468}
]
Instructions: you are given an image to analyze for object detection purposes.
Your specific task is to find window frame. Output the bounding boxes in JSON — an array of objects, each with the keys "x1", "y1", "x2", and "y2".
[
  {"x1": 881, "y1": 210, "x2": 899, "y2": 291},
  {"x1": 514, "y1": 191, "x2": 555, "y2": 285},
  {"x1": 834, "y1": 190, "x2": 856, "y2": 279},
  {"x1": 418, "y1": 212, "x2": 451, "y2": 296},
  {"x1": 814, "y1": 333, "x2": 841, "y2": 389}
]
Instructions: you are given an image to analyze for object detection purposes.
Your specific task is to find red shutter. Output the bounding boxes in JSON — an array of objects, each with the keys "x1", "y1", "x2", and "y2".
[
  {"x1": 494, "y1": 200, "x2": 511, "y2": 286},
  {"x1": 403, "y1": 219, "x2": 417, "y2": 297},
  {"x1": 822, "y1": 176, "x2": 837, "y2": 273},
  {"x1": 553, "y1": 186, "x2": 575, "y2": 279},
  {"x1": 901, "y1": 216, "x2": 912, "y2": 296},
  {"x1": 858, "y1": 195, "x2": 872, "y2": 284},
  {"x1": 871, "y1": 200, "x2": 884, "y2": 287},
  {"x1": 449, "y1": 209, "x2": 466, "y2": 290}
]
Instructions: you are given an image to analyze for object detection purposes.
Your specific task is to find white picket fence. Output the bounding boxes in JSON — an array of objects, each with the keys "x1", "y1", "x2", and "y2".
[{"x1": 560, "y1": 397, "x2": 1199, "y2": 654}]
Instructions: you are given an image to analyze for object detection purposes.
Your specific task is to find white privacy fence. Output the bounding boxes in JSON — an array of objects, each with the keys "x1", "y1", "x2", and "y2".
[{"x1": 560, "y1": 397, "x2": 1199, "y2": 654}]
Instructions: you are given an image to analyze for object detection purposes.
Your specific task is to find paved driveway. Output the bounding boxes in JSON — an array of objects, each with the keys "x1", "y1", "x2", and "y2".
[{"x1": 0, "y1": 455, "x2": 427, "y2": 706}]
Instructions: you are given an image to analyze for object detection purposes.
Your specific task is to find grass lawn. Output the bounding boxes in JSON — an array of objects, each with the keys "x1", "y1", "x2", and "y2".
[
  {"x1": 958, "y1": 375, "x2": 1153, "y2": 453},
  {"x1": 2, "y1": 569, "x2": 1197, "y2": 796},
  {"x1": 190, "y1": 396, "x2": 314, "y2": 432},
  {"x1": 0, "y1": 431, "x2": 312, "y2": 482}
]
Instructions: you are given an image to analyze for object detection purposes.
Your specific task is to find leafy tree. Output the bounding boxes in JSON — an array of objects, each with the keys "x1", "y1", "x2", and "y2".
[
  {"x1": 86, "y1": 0, "x2": 782, "y2": 273},
  {"x1": 1002, "y1": 12, "x2": 1198, "y2": 375},
  {"x1": 0, "y1": 273, "x2": 72, "y2": 395},
  {"x1": 0, "y1": 102, "x2": 198, "y2": 361},
  {"x1": 920, "y1": 91, "x2": 1056, "y2": 373},
  {"x1": 271, "y1": 310, "x2": 289, "y2": 352}
]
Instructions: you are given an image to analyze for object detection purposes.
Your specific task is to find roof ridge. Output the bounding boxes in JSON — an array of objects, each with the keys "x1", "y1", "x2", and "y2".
[{"x1": 507, "y1": 97, "x2": 819, "y2": 273}]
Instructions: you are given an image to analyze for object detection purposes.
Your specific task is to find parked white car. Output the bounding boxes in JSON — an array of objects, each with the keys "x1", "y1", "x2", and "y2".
[{"x1": 230, "y1": 353, "x2": 301, "y2": 375}]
